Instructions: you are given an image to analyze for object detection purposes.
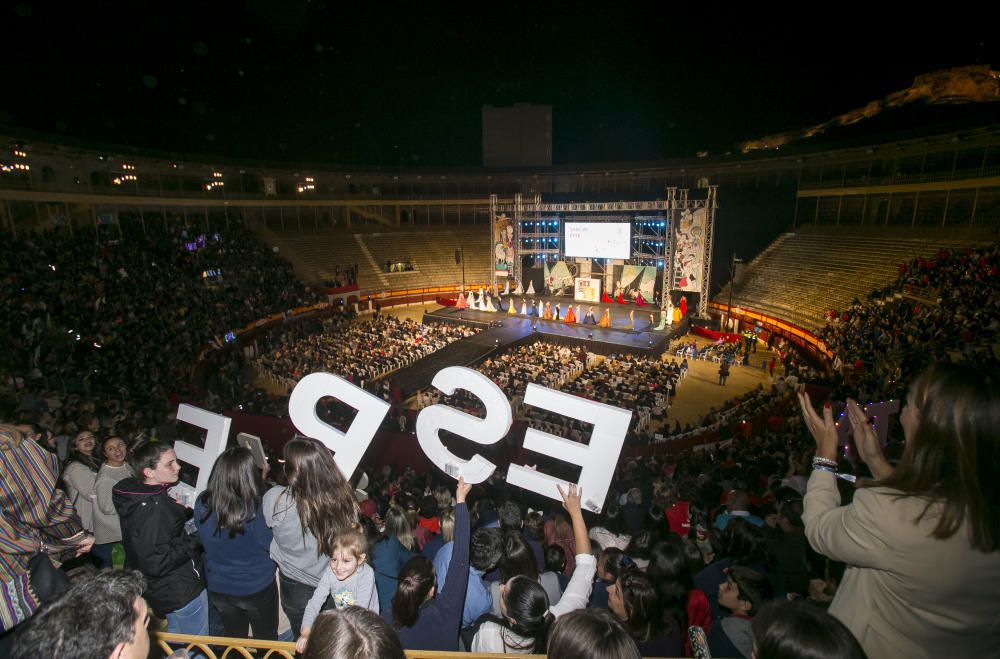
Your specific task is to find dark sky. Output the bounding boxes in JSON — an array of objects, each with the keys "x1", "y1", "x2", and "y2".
[{"x1": 2, "y1": 1, "x2": 995, "y2": 167}]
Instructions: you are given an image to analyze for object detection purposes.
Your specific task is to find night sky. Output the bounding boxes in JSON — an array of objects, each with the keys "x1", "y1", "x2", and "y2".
[{"x1": 2, "y1": 2, "x2": 995, "y2": 167}]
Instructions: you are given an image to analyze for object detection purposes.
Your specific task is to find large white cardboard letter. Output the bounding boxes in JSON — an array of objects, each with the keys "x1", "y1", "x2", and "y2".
[
  {"x1": 288, "y1": 373, "x2": 390, "y2": 479},
  {"x1": 507, "y1": 384, "x2": 631, "y2": 512},
  {"x1": 175, "y1": 403, "x2": 231, "y2": 497},
  {"x1": 415, "y1": 366, "x2": 512, "y2": 484}
]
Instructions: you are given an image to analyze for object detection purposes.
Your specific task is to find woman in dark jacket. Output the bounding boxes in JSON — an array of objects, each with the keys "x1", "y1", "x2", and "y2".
[{"x1": 113, "y1": 440, "x2": 207, "y2": 634}]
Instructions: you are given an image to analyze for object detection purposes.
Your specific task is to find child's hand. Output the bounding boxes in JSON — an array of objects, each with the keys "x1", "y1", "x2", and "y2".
[{"x1": 295, "y1": 629, "x2": 309, "y2": 654}]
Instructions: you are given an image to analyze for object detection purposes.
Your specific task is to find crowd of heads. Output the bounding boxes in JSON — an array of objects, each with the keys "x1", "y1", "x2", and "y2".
[{"x1": 2, "y1": 225, "x2": 998, "y2": 658}]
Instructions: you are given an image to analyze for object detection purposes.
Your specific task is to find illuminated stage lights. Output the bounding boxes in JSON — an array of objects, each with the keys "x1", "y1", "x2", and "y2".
[
  {"x1": 113, "y1": 174, "x2": 138, "y2": 185},
  {"x1": 2, "y1": 163, "x2": 30, "y2": 172},
  {"x1": 12, "y1": 149, "x2": 27, "y2": 158}
]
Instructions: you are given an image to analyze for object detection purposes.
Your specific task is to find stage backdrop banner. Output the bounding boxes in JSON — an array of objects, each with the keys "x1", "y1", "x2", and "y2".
[
  {"x1": 544, "y1": 260, "x2": 575, "y2": 295},
  {"x1": 673, "y1": 207, "x2": 707, "y2": 291},
  {"x1": 619, "y1": 265, "x2": 656, "y2": 301},
  {"x1": 493, "y1": 213, "x2": 515, "y2": 276},
  {"x1": 574, "y1": 277, "x2": 602, "y2": 303}
]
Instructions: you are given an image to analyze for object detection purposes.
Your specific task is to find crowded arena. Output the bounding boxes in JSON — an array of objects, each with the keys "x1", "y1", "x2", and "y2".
[{"x1": 2, "y1": 7, "x2": 999, "y2": 659}]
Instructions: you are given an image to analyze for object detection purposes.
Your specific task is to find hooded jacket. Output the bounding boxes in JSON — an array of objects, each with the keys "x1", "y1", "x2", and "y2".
[{"x1": 112, "y1": 477, "x2": 204, "y2": 615}]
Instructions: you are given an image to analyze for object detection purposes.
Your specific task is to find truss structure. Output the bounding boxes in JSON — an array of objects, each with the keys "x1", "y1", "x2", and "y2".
[{"x1": 490, "y1": 186, "x2": 717, "y2": 316}]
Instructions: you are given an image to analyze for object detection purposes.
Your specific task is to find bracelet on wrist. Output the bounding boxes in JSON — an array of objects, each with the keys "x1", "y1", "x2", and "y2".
[{"x1": 812, "y1": 456, "x2": 837, "y2": 468}]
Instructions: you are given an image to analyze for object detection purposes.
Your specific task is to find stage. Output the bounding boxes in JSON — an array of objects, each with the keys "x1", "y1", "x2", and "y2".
[{"x1": 379, "y1": 296, "x2": 687, "y2": 396}]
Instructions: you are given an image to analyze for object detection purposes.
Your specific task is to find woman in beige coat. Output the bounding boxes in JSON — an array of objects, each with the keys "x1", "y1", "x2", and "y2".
[
  {"x1": 798, "y1": 363, "x2": 999, "y2": 659},
  {"x1": 62, "y1": 431, "x2": 101, "y2": 534}
]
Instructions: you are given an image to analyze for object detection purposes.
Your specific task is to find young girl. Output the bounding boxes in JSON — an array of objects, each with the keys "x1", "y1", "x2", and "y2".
[{"x1": 296, "y1": 529, "x2": 378, "y2": 654}]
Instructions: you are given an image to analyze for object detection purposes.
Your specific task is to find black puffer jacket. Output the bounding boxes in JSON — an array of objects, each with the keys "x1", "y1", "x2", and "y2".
[{"x1": 112, "y1": 477, "x2": 204, "y2": 615}]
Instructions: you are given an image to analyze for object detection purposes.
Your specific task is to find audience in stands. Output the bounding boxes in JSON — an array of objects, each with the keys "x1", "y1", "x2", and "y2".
[
  {"x1": 256, "y1": 315, "x2": 478, "y2": 389},
  {"x1": 3, "y1": 227, "x2": 999, "y2": 658},
  {"x1": 0, "y1": 223, "x2": 316, "y2": 421}
]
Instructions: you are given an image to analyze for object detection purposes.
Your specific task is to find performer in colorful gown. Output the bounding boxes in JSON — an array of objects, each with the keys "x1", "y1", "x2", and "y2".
[
  {"x1": 628, "y1": 309, "x2": 635, "y2": 330},
  {"x1": 520, "y1": 299, "x2": 528, "y2": 315},
  {"x1": 564, "y1": 304, "x2": 577, "y2": 323},
  {"x1": 584, "y1": 306, "x2": 597, "y2": 324},
  {"x1": 554, "y1": 303, "x2": 561, "y2": 320},
  {"x1": 543, "y1": 301, "x2": 553, "y2": 320},
  {"x1": 598, "y1": 308, "x2": 612, "y2": 328}
]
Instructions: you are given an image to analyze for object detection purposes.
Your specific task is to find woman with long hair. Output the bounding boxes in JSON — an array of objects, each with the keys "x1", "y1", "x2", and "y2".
[
  {"x1": 489, "y1": 530, "x2": 562, "y2": 615},
  {"x1": 646, "y1": 539, "x2": 711, "y2": 656},
  {"x1": 62, "y1": 430, "x2": 101, "y2": 538},
  {"x1": 385, "y1": 478, "x2": 470, "y2": 651},
  {"x1": 92, "y1": 436, "x2": 133, "y2": 568},
  {"x1": 195, "y1": 446, "x2": 278, "y2": 640},
  {"x1": 263, "y1": 437, "x2": 358, "y2": 639},
  {"x1": 606, "y1": 567, "x2": 683, "y2": 657},
  {"x1": 371, "y1": 505, "x2": 416, "y2": 613},
  {"x1": 799, "y1": 362, "x2": 1000, "y2": 658},
  {"x1": 470, "y1": 484, "x2": 594, "y2": 654}
]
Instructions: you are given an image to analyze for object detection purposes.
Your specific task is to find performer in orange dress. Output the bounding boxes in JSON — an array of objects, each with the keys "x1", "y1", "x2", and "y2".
[
  {"x1": 564, "y1": 305, "x2": 577, "y2": 323},
  {"x1": 598, "y1": 308, "x2": 612, "y2": 328},
  {"x1": 543, "y1": 301, "x2": 553, "y2": 320}
]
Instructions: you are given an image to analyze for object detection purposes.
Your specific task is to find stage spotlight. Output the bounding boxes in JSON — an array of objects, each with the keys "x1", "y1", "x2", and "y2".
[
  {"x1": 533, "y1": 324, "x2": 538, "y2": 332},
  {"x1": 495, "y1": 339, "x2": 500, "y2": 346},
  {"x1": 588, "y1": 332, "x2": 593, "y2": 339},
  {"x1": 648, "y1": 340, "x2": 653, "y2": 347}
]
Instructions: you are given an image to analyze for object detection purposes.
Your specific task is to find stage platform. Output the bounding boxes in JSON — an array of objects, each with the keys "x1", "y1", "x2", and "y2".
[{"x1": 386, "y1": 295, "x2": 688, "y2": 397}]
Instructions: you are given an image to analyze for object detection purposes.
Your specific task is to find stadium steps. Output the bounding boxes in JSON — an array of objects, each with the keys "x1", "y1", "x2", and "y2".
[
  {"x1": 261, "y1": 226, "x2": 492, "y2": 294},
  {"x1": 713, "y1": 231, "x2": 989, "y2": 331}
]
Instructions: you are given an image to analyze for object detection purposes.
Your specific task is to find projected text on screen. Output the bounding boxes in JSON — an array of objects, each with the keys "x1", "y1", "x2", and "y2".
[{"x1": 564, "y1": 222, "x2": 631, "y2": 259}]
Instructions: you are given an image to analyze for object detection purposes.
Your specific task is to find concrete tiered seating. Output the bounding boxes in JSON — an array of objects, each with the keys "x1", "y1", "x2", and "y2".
[
  {"x1": 263, "y1": 226, "x2": 492, "y2": 295},
  {"x1": 716, "y1": 230, "x2": 988, "y2": 331}
]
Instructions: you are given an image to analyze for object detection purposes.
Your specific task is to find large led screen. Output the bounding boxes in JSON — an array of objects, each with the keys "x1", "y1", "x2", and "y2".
[{"x1": 564, "y1": 222, "x2": 631, "y2": 260}]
